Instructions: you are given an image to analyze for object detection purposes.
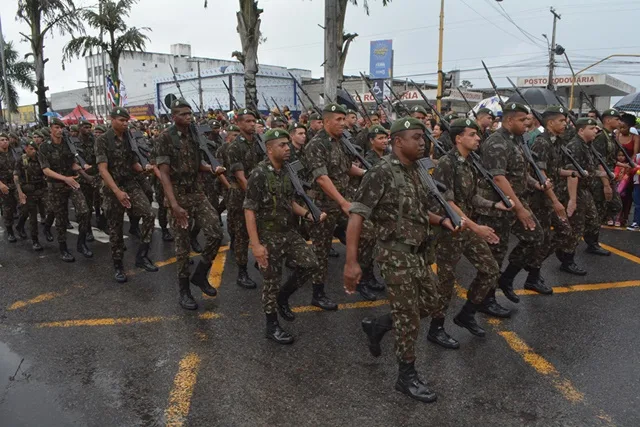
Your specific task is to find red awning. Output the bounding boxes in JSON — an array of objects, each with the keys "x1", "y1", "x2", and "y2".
[{"x1": 60, "y1": 105, "x2": 104, "y2": 124}]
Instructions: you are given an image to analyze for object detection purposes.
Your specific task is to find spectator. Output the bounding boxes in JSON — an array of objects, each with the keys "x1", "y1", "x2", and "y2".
[
  {"x1": 614, "y1": 150, "x2": 632, "y2": 227},
  {"x1": 627, "y1": 152, "x2": 640, "y2": 231}
]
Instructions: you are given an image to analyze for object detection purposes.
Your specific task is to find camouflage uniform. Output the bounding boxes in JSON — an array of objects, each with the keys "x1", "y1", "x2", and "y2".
[
  {"x1": 14, "y1": 153, "x2": 47, "y2": 240},
  {"x1": 592, "y1": 128, "x2": 622, "y2": 221},
  {"x1": 476, "y1": 127, "x2": 544, "y2": 269},
  {"x1": 364, "y1": 150, "x2": 383, "y2": 168},
  {"x1": 215, "y1": 141, "x2": 232, "y2": 236},
  {"x1": 95, "y1": 128, "x2": 155, "y2": 262},
  {"x1": 155, "y1": 125, "x2": 223, "y2": 279},
  {"x1": 351, "y1": 153, "x2": 439, "y2": 362},
  {"x1": 432, "y1": 130, "x2": 453, "y2": 160},
  {"x1": 243, "y1": 159, "x2": 319, "y2": 314},
  {"x1": 432, "y1": 148, "x2": 500, "y2": 317},
  {"x1": 38, "y1": 140, "x2": 90, "y2": 243},
  {"x1": 529, "y1": 131, "x2": 573, "y2": 268},
  {"x1": 227, "y1": 134, "x2": 263, "y2": 266},
  {"x1": 0, "y1": 150, "x2": 17, "y2": 231},
  {"x1": 77, "y1": 132, "x2": 101, "y2": 220}
]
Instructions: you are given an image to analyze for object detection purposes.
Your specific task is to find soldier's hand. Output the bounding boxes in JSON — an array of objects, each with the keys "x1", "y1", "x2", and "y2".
[
  {"x1": 343, "y1": 261, "x2": 361, "y2": 295},
  {"x1": 0, "y1": 183, "x2": 8, "y2": 195},
  {"x1": 553, "y1": 201, "x2": 568, "y2": 221},
  {"x1": 441, "y1": 217, "x2": 456, "y2": 232},
  {"x1": 603, "y1": 185, "x2": 613, "y2": 201},
  {"x1": 18, "y1": 192, "x2": 27, "y2": 205},
  {"x1": 252, "y1": 243, "x2": 269, "y2": 269},
  {"x1": 567, "y1": 199, "x2": 577, "y2": 217},
  {"x1": 65, "y1": 176, "x2": 81, "y2": 190},
  {"x1": 516, "y1": 207, "x2": 536, "y2": 231},
  {"x1": 117, "y1": 190, "x2": 132, "y2": 209},
  {"x1": 214, "y1": 166, "x2": 226, "y2": 176},
  {"x1": 171, "y1": 204, "x2": 189, "y2": 229},
  {"x1": 475, "y1": 225, "x2": 500, "y2": 245},
  {"x1": 144, "y1": 164, "x2": 154, "y2": 172},
  {"x1": 83, "y1": 164, "x2": 92, "y2": 171},
  {"x1": 319, "y1": 212, "x2": 327, "y2": 222},
  {"x1": 495, "y1": 200, "x2": 513, "y2": 211},
  {"x1": 340, "y1": 201, "x2": 352, "y2": 217}
]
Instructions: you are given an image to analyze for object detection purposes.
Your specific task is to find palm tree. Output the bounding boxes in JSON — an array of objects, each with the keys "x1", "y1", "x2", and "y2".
[
  {"x1": 17, "y1": 0, "x2": 82, "y2": 124},
  {"x1": 0, "y1": 39, "x2": 36, "y2": 113},
  {"x1": 62, "y1": 0, "x2": 150, "y2": 107},
  {"x1": 231, "y1": 0, "x2": 263, "y2": 110}
]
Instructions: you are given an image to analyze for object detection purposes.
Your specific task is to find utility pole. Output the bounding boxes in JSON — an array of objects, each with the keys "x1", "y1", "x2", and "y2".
[
  {"x1": 78, "y1": 80, "x2": 94, "y2": 113},
  {"x1": 0, "y1": 15, "x2": 12, "y2": 129},
  {"x1": 436, "y1": 0, "x2": 445, "y2": 113},
  {"x1": 99, "y1": 0, "x2": 109, "y2": 117},
  {"x1": 187, "y1": 58, "x2": 206, "y2": 118},
  {"x1": 324, "y1": 0, "x2": 339, "y2": 105},
  {"x1": 546, "y1": 7, "x2": 561, "y2": 91}
]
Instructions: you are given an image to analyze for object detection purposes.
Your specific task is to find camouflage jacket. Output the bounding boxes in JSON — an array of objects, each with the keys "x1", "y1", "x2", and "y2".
[
  {"x1": 155, "y1": 125, "x2": 202, "y2": 190},
  {"x1": 565, "y1": 135, "x2": 597, "y2": 191},
  {"x1": 14, "y1": 153, "x2": 45, "y2": 190},
  {"x1": 433, "y1": 131, "x2": 453, "y2": 160},
  {"x1": 305, "y1": 129, "x2": 352, "y2": 209},
  {"x1": 364, "y1": 149, "x2": 384, "y2": 168},
  {"x1": 243, "y1": 159, "x2": 294, "y2": 233},
  {"x1": 593, "y1": 128, "x2": 617, "y2": 171},
  {"x1": 215, "y1": 142, "x2": 232, "y2": 180},
  {"x1": 38, "y1": 140, "x2": 77, "y2": 181},
  {"x1": 227, "y1": 134, "x2": 263, "y2": 185},
  {"x1": 531, "y1": 131, "x2": 563, "y2": 184},
  {"x1": 0, "y1": 151, "x2": 15, "y2": 188},
  {"x1": 78, "y1": 132, "x2": 98, "y2": 174},
  {"x1": 95, "y1": 128, "x2": 138, "y2": 185}
]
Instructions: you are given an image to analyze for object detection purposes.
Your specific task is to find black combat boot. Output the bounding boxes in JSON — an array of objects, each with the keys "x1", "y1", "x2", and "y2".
[
  {"x1": 114, "y1": 260, "x2": 127, "y2": 283},
  {"x1": 16, "y1": 219, "x2": 27, "y2": 239},
  {"x1": 357, "y1": 270, "x2": 378, "y2": 301},
  {"x1": 498, "y1": 263, "x2": 521, "y2": 303},
  {"x1": 559, "y1": 252, "x2": 587, "y2": 276},
  {"x1": 96, "y1": 214, "x2": 108, "y2": 232},
  {"x1": 59, "y1": 242, "x2": 75, "y2": 262},
  {"x1": 395, "y1": 361, "x2": 437, "y2": 403},
  {"x1": 311, "y1": 283, "x2": 338, "y2": 311},
  {"x1": 361, "y1": 314, "x2": 393, "y2": 357},
  {"x1": 265, "y1": 313, "x2": 294, "y2": 345},
  {"x1": 427, "y1": 317, "x2": 460, "y2": 349},
  {"x1": 454, "y1": 301, "x2": 486, "y2": 337},
  {"x1": 135, "y1": 242, "x2": 159, "y2": 272},
  {"x1": 477, "y1": 289, "x2": 512, "y2": 318},
  {"x1": 585, "y1": 242, "x2": 611, "y2": 256},
  {"x1": 161, "y1": 227, "x2": 174, "y2": 242},
  {"x1": 236, "y1": 265, "x2": 257, "y2": 289},
  {"x1": 179, "y1": 278, "x2": 198, "y2": 310},
  {"x1": 76, "y1": 232, "x2": 93, "y2": 258},
  {"x1": 190, "y1": 228, "x2": 203, "y2": 253},
  {"x1": 277, "y1": 274, "x2": 298, "y2": 322},
  {"x1": 6, "y1": 227, "x2": 17, "y2": 243},
  {"x1": 43, "y1": 224, "x2": 54, "y2": 242},
  {"x1": 66, "y1": 221, "x2": 73, "y2": 230},
  {"x1": 190, "y1": 260, "x2": 217, "y2": 296},
  {"x1": 128, "y1": 216, "x2": 141, "y2": 239},
  {"x1": 366, "y1": 271, "x2": 385, "y2": 292},
  {"x1": 32, "y1": 238, "x2": 43, "y2": 252},
  {"x1": 524, "y1": 267, "x2": 553, "y2": 295},
  {"x1": 86, "y1": 228, "x2": 95, "y2": 242}
]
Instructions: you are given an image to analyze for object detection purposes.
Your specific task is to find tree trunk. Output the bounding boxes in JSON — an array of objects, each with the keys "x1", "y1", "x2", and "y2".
[
  {"x1": 335, "y1": 0, "x2": 350, "y2": 88},
  {"x1": 236, "y1": 0, "x2": 262, "y2": 111},
  {"x1": 32, "y1": 18, "x2": 47, "y2": 125},
  {"x1": 323, "y1": 0, "x2": 341, "y2": 104}
]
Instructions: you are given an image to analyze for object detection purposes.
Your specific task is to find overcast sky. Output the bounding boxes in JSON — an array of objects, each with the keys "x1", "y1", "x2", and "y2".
[{"x1": 3, "y1": 0, "x2": 640, "y2": 107}]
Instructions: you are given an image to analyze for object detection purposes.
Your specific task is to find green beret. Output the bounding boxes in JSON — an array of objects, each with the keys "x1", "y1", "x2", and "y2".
[
  {"x1": 369, "y1": 111, "x2": 380, "y2": 118},
  {"x1": 170, "y1": 98, "x2": 191, "y2": 111},
  {"x1": 476, "y1": 108, "x2": 495, "y2": 118},
  {"x1": 288, "y1": 122, "x2": 307, "y2": 132},
  {"x1": 25, "y1": 140, "x2": 38, "y2": 149},
  {"x1": 322, "y1": 103, "x2": 347, "y2": 115},
  {"x1": 502, "y1": 102, "x2": 530, "y2": 114},
  {"x1": 309, "y1": 113, "x2": 322, "y2": 121},
  {"x1": 9, "y1": 132, "x2": 18, "y2": 139},
  {"x1": 576, "y1": 117, "x2": 598, "y2": 127},
  {"x1": 368, "y1": 125, "x2": 389, "y2": 136},
  {"x1": 410, "y1": 106, "x2": 428, "y2": 116},
  {"x1": 346, "y1": 109, "x2": 357, "y2": 116},
  {"x1": 33, "y1": 131, "x2": 43, "y2": 138},
  {"x1": 450, "y1": 118, "x2": 480, "y2": 132},
  {"x1": 50, "y1": 118, "x2": 65, "y2": 128},
  {"x1": 0, "y1": 132, "x2": 9, "y2": 139},
  {"x1": 272, "y1": 116, "x2": 287, "y2": 125},
  {"x1": 110, "y1": 107, "x2": 131, "y2": 119},
  {"x1": 390, "y1": 117, "x2": 426, "y2": 135},
  {"x1": 41, "y1": 127, "x2": 50, "y2": 136},
  {"x1": 443, "y1": 113, "x2": 457, "y2": 122},
  {"x1": 70, "y1": 125, "x2": 79, "y2": 131},
  {"x1": 543, "y1": 105, "x2": 567, "y2": 116},
  {"x1": 79, "y1": 119, "x2": 92, "y2": 127},
  {"x1": 263, "y1": 128, "x2": 289, "y2": 143},
  {"x1": 602, "y1": 108, "x2": 620, "y2": 118},
  {"x1": 210, "y1": 120, "x2": 221, "y2": 128},
  {"x1": 227, "y1": 124, "x2": 240, "y2": 132},
  {"x1": 256, "y1": 119, "x2": 266, "y2": 126},
  {"x1": 236, "y1": 108, "x2": 258, "y2": 119},
  {"x1": 94, "y1": 125, "x2": 107, "y2": 132}
]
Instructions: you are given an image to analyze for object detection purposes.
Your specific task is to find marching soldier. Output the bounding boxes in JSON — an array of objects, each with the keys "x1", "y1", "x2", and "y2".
[
  {"x1": 0, "y1": 133, "x2": 18, "y2": 243},
  {"x1": 475, "y1": 108, "x2": 495, "y2": 146},
  {"x1": 244, "y1": 128, "x2": 326, "y2": 344},
  {"x1": 77, "y1": 119, "x2": 101, "y2": 242},
  {"x1": 156, "y1": 99, "x2": 225, "y2": 310},
  {"x1": 345, "y1": 109, "x2": 360, "y2": 136},
  {"x1": 409, "y1": 106, "x2": 433, "y2": 156},
  {"x1": 306, "y1": 112, "x2": 323, "y2": 141},
  {"x1": 95, "y1": 108, "x2": 159, "y2": 283},
  {"x1": 13, "y1": 141, "x2": 46, "y2": 250},
  {"x1": 38, "y1": 118, "x2": 93, "y2": 262},
  {"x1": 364, "y1": 124, "x2": 389, "y2": 167},
  {"x1": 227, "y1": 108, "x2": 264, "y2": 289},
  {"x1": 216, "y1": 124, "x2": 240, "y2": 242},
  {"x1": 344, "y1": 117, "x2": 455, "y2": 403}
]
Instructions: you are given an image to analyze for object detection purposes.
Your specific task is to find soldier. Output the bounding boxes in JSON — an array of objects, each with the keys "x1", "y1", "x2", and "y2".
[
  {"x1": 13, "y1": 141, "x2": 47, "y2": 250},
  {"x1": 409, "y1": 106, "x2": 433, "y2": 156},
  {"x1": 255, "y1": 119, "x2": 266, "y2": 136},
  {"x1": 94, "y1": 125, "x2": 106, "y2": 138},
  {"x1": 364, "y1": 125, "x2": 389, "y2": 168},
  {"x1": 430, "y1": 118, "x2": 512, "y2": 349},
  {"x1": 70, "y1": 125, "x2": 79, "y2": 138},
  {"x1": 306, "y1": 112, "x2": 323, "y2": 141},
  {"x1": 345, "y1": 109, "x2": 360, "y2": 136},
  {"x1": 344, "y1": 117, "x2": 456, "y2": 403},
  {"x1": 530, "y1": 107, "x2": 583, "y2": 276},
  {"x1": 244, "y1": 128, "x2": 326, "y2": 344},
  {"x1": 38, "y1": 118, "x2": 93, "y2": 261},
  {"x1": 591, "y1": 109, "x2": 622, "y2": 250},
  {"x1": 354, "y1": 111, "x2": 381, "y2": 153},
  {"x1": 475, "y1": 108, "x2": 495, "y2": 146},
  {"x1": 227, "y1": 108, "x2": 264, "y2": 289},
  {"x1": 33, "y1": 131, "x2": 45, "y2": 147},
  {"x1": 0, "y1": 133, "x2": 18, "y2": 243},
  {"x1": 156, "y1": 99, "x2": 225, "y2": 310},
  {"x1": 77, "y1": 119, "x2": 101, "y2": 242},
  {"x1": 475, "y1": 103, "x2": 547, "y2": 309},
  {"x1": 306, "y1": 103, "x2": 366, "y2": 310},
  {"x1": 95, "y1": 107, "x2": 159, "y2": 283},
  {"x1": 207, "y1": 120, "x2": 224, "y2": 148},
  {"x1": 216, "y1": 124, "x2": 240, "y2": 242},
  {"x1": 287, "y1": 122, "x2": 307, "y2": 163},
  {"x1": 561, "y1": 118, "x2": 607, "y2": 261},
  {"x1": 150, "y1": 134, "x2": 173, "y2": 242}
]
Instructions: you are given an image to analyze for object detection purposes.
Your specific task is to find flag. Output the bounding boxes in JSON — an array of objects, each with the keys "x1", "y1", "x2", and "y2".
[
  {"x1": 119, "y1": 79, "x2": 128, "y2": 107},
  {"x1": 106, "y1": 76, "x2": 117, "y2": 107}
]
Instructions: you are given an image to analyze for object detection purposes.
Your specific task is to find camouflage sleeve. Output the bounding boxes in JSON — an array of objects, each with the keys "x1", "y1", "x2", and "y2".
[
  {"x1": 95, "y1": 134, "x2": 108, "y2": 164},
  {"x1": 242, "y1": 167, "x2": 264, "y2": 211},
  {"x1": 227, "y1": 142, "x2": 245, "y2": 173},
  {"x1": 530, "y1": 135, "x2": 548, "y2": 170},
  {"x1": 472, "y1": 194, "x2": 494, "y2": 209},
  {"x1": 565, "y1": 141, "x2": 584, "y2": 172},
  {"x1": 432, "y1": 155, "x2": 455, "y2": 202},
  {"x1": 37, "y1": 145, "x2": 51, "y2": 170},
  {"x1": 350, "y1": 163, "x2": 388, "y2": 219},
  {"x1": 305, "y1": 139, "x2": 329, "y2": 181},
  {"x1": 592, "y1": 133, "x2": 607, "y2": 158},
  {"x1": 13, "y1": 157, "x2": 23, "y2": 178},
  {"x1": 154, "y1": 132, "x2": 173, "y2": 166},
  {"x1": 481, "y1": 134, "x2": 508, "y2": 177}
]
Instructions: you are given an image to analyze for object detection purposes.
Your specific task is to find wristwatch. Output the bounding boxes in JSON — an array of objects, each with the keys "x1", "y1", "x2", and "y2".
[
  {"x1": 571, "y1": 171, "x2": 577, "y2": 178},
  {"x1": 304, "y1": 211, "x2": 312, "y2": 220}
]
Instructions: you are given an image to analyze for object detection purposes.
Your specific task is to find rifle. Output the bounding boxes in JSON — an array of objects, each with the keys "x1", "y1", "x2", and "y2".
[
  {"x1": 548, "y1": 92, "x2": 589, "y2": 179},
  {"x1": 222, "y1": 81, "x2": 241, "y2": 110},
  {"x1": 129, "y1": 129, "x2": 151, "y2": 168},
  {"x1": 284, "y1": 161, "x2": 322, "y2": 223},
  {"x1": 62, "y1": 129, "x2": 87, "y2": 168},
  {"x1": 359, "y1": 72, "x2": 386, "y2": 113},
  {"x1": 169, "y1": 64, "x2": 185, "y2": 99},
  {"x1": 289, "y1": 72, "x2": 371, "y2": 169},
  {"x1": 409, "y1": 80, "x2": 451, "y2": 133},
  {"x1": 261, "y1": 93, "x2": 271, "y2": 112},
  {"x1": 354, "y1": 90, "x2": 371, "y2": 123},
  {"x1": 189, "y1": 122, "x2": 223, "y2": 171},
  {"x1": 215, "y1": 97, "x2": 224, "y2": 111},
  {"x1": 481, "y1": 68, "x2": 547, "y2": 188},
  {"x1": 270, "y1": 97, "x2": 285, "y2": 119},
  {"x1": 416, "y1": 157, "x2": 463, "y2": 228},
  {"x1": 457, "y1": 88, "x2": 478, "y2": 119}
]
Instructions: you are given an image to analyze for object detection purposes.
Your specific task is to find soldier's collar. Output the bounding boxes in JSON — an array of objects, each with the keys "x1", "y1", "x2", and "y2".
[{"x1": 498, "y1": 126, "x2": 515, "y2": 140}]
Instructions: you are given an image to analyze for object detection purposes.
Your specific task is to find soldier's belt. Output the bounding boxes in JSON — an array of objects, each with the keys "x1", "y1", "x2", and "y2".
[
  {"x1": 258, "y1": 220, "x2": 290, "y2": 233},
  {"x1": 377, "y1": 239, "x2": 425, "y2": 254}
]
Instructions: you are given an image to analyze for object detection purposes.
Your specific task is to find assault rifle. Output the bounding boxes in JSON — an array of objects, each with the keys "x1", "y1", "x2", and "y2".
[
  {"x1": 416, "y1": 157, "x2": 462, "y2": 228},
  {"x1": 62, "y1": 129, "x2": 87, "y2": 168},
  {"x1": 129, "y1": 129, "x2": 152, "y2": 168}
]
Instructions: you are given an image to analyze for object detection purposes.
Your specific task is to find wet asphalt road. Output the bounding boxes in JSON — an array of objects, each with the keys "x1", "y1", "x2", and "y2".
[{"x1": 0, "y1": 221, "x2": 639, "y2": 427}]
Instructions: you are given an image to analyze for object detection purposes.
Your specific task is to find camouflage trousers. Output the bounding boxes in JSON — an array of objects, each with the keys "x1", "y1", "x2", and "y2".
[
  {"x1": 476, "y1": 202, "x2": 544, "y2": 270},
  {"x1": 337, "y1": 214, "x2": 376, "y2": 271},
  {"x1": 1, "y1": 187, "x2": 17, "y2": 228},
  {"x1": 433, "y1": 228, "x2": 500, "y2": 319},
  {"x1": 18, "y1": 187, "x2": 46, "y2": 239},
  {"x1": 227, "y1": 187, "x2": 248, "y2": 266},
  {"x1": 201, "y1": 173, "x2": 222, "y2": 214},
  {"x1": 560, "y1": 188, "x2": 600, "y2": 253},
  {"x1": 529, "y1": 196, "x2": 573, "y2": 268},
  {"x1": 377, "y1": 246, "x2": 439, "y2": 363},
  {"x1": 169, "y1": 190, "x2": 222, "y2": 279},
  {"x1": 153, "y1": 178, "x2": 168, "y2": 229},
  {"x1": 80, "y1": 176, "x2": 101, "y2": 219},
  {"x1": 103, "y1": 183, "x2": 155, "y2": 262},
  {"x1": 260, "y1": 230, "x2": 319, "y2": 314},
  {"x1": 308, "y1": 208, "x2": 340, "y2": 285},
  {"x1": 48, "y1": 183, "x2": 89, "y2": 243},
  {"x1": 592, "y1": 180, "x2": 622, "y2": 223}
]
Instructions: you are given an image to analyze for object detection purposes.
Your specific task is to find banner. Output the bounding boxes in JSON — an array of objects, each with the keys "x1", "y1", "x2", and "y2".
[
  {"x1": 126, "y1": 104, "x2": 155, "y2": 120},
  {"x1": 369, "y1": 40, "x2": 393, "y2": 79}
]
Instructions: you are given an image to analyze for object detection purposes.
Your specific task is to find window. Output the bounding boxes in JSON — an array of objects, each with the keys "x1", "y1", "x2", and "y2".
[
  {"x1": 142, "y1": 62, "x2": 146, "y2": 66},
  {"x1": 174, "y1": 67, "x2": 178, "y2": 73},
  {"x1": 143, "y1": 83, "x2": 147, "y2": 87},
  {"x1": 154, "y1": 64, "x2": 158, "y2": 68},
  {"x1": 87, "y1": 68, "x2": 92, "y2": 77}
]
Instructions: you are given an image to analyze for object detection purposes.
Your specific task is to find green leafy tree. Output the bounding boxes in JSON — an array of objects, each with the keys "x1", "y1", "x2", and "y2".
[{"x1": 0, "y1": 39, "x2": 36, "y2": 113}]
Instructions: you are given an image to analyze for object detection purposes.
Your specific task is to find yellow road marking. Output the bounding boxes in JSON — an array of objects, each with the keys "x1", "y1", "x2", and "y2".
[
  {"x1": 165, "y1": 353, "x2": 201, "y2": 427},
  {"x1": 208, "y1": 247, "x2": 228, "y2": 289},
  {"x1": 292, "y1": 299, "x2": 389, "y2": 313},
  {"x1": 513, "y1": 280, "x2": 640, "y2": 296},
  {"x1": 598, "y1": 243, "x2": 640, "y2": 265},
  {"x1": 35, "y1": 316, "x2": 177, "y2": 328},
  {"x1": 198, "y1": 312, "x2": 223, "y2": 320},
  {"x1": 155, "y1": 252, "x2": 200, "y2": 268},
  {"x1": 8, "y1": 285, "x2": 85, "y2": 311}
]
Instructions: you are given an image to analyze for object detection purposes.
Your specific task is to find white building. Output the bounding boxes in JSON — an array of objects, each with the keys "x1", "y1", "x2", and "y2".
[{"x1": 50, "y1": 87, "x2": 92, "y2": 116}]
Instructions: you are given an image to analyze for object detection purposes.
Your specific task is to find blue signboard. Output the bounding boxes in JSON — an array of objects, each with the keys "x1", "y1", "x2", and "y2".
[{"x1": 369, "y1": 40, "x2": 393, "y2": 79}]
